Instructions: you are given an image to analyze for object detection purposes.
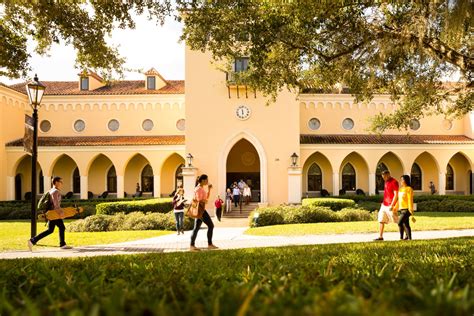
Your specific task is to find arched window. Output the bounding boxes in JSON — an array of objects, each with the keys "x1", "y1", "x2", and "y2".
[
  {"x1": 39, "y1": 170, "x2": 44, "y2": 194},
  {"x1": 73, "y1": 167, "x2": 80, "y2": 193},
  {"x1": 175, "y1": 164, "x2": 184, "y2": 189},
  {"x1": 141, "y1": 164, "x2": 154, "y2": 193},
  {"x1": 107, "y1": 166, "x2": 117, "y2": 193},
  {"x1": 307, "y1": 163, "x2": 322, "y2": 191},
  {"x1": 376, "y1": 162, "x2": 389, "y2": 192},
  {"x1": 446, "y1": 164, "x2": 454, "y2": 190},
  {"x1": 410, "y1": 163, "x2": 422, "y2": 190},
  {"x1": 342, "y1": 163, "x2": 356, "y2": 191}
]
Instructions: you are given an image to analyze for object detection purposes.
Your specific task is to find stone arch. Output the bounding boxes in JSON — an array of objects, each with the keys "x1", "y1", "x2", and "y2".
[
  {"x1": 411, "y1": 152, "x2": 439, "y2": 192},
  {"x1": 339, "y1": 152, "x2": 370, "y2": 193},
  {"x1": 50, "y1": 154, "x2": 80, "y2": 194},
  {"x1": 13, "y1": 155, "x2": 43, "y2": 200},
  {"x1": 87, "y1": 154, "x2": 116, "y2": 196},
  {"x1": 446, "y1": 152, "x2": 472, "y2": 194},
  {"x1": 302, "y1": 151, "x2": 334, "y2": 196},
  {"x1": 124, "y1": 153, "x2": 152, "y2": 195},
  {"x1": 160, "y1": 153, "x2": 186, "y2": 197}
]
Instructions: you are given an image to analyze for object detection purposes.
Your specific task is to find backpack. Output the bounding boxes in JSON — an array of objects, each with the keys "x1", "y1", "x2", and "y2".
[{"x1": 37, "y1": 191, "x2": 52, "y2": 221}]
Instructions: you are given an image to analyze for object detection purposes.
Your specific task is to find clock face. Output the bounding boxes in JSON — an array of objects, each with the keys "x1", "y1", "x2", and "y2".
[{"x1": 236, "y1": 105, "x2": 251, "y2": 120}]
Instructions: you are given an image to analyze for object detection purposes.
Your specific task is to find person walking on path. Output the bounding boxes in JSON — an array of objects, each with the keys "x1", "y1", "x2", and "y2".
[
  {"x1": 225, "y1": 188, "x2": 233, "y2": 213},
  {"x1": 172, "y1": 188, "x2": 186, "y2": 235},
  {"x1": 28, "y1": 177, "x2": 72, "y2": 250},
  {"x1": 374, "y1": 170, "x2": 399, "y2": 241},
  {"x1": 232, "y1": 185, "x2": 240, "y2": 207},
  {"x1": 214, "y1": 195, "x2": 224, "y2": 222},
  {"x1": 190, "y1": 175, "x2": 218, "y2": 251},
  {"x1": 395, "y1": 175, "x2": 416, "y2": 240},
  {"x1": 243, "y1": 185, "x2": 252, "y2": 205}
]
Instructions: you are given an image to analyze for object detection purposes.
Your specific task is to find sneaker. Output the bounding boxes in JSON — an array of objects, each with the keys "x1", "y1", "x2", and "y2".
[
  {"x1": 373, "y1": 237, "x2": 384, "y2": 241},
  {"x1": 181, "y1": 229, "x2": 185, "y2": 234},
  {"x1": 27, "y1": 239, "x2": 33, "y2": 252},
  {"x1": 207, "y1": 244, "x2": 219, "y2": 250},
  {"x1": 190, "y1": 246, "x2": 200, "y2": 252},
  {"x1": 60, "y1": 245, "x2": 73, "y2": 249}
]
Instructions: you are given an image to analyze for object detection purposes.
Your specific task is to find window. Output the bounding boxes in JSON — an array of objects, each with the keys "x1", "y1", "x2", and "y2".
[
  {"x1": 442, "y1": 119, "x2": 453, "y2": 130},
  {"x1": 40, "y1": 120, "x2": 51, "y2": 133},
  {"x1": 147, "y1": 76, "x2": 156, "y2": 90},
  {"x1": 234, "y1": 58, "x2": 249, "y2": 72},
  {"x1": 376, "y1": 163, "x2": 389, "y2": 192},
  {"x1": 74, "y1": 119, "x2": 85, "y2": 132},
  {"x1": 308, "y1": 118, "x2": 321, "y2": 131},
  {"x1": 411, "y1": 163, "x2": 422, "y2": 190},
  {"x1": 342, "y1": 163, "x2": 356, "y2": 191},
  {"x1": 176, "y1": 119, "x2": 185, "y2": 131},
  {"x1": 141, "y1": 164, "x2": 154, "y2": 193},
  {"x1": 142, "y1": 119, "x2": 154, "y2": 131},
  {"x1": 409, "y1": 119, "x2": 420, "y2": 131},
  {"x1": 446, "y1": 164, "x2": 454, "y2": 190},
  {"x1": 175, "y1": 164, "x2": 184, "y2": 189},
  {"x1": 307, "y1": 163, "x2": 322, "y2": 191},
  {"x1": 80, "y1": 77, "x2": 89, "y2": 90},
  {"x1": 108, "y1": 119, "x2": 120, "y2": 132},
  {"x1": 73, "y1": 167, "x2": 80, "y2": 193},
  {"x1": 342, "y1": 118, "x2": 354, "y2": 130},
  {"x1": 107, "y1": 166, "x2": 117, "y2": 193}
]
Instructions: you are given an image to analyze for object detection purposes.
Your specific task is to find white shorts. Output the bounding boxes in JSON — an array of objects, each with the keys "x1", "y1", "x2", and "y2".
[{"x1": 378, "y1": 204, "x2": 398, "y2": 224}]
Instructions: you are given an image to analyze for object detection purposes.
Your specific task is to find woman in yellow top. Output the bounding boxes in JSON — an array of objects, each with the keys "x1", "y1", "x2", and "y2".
[{"x1": 394, "y1": 175, "x2": 416, "y2": 240}]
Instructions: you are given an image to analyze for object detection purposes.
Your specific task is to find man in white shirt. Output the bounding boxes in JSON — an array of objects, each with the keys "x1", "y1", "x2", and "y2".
[{"x1": 28, "y1": 177, "x2": 72, "y2": 250}]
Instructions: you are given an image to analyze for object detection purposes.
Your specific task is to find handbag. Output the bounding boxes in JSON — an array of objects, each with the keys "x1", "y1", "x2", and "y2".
[{"x1": 186, "y1": 199, "x2": 200, "y2": 218}]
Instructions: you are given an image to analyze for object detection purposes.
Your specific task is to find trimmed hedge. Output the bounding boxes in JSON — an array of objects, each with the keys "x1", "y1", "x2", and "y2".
[
  {"x1": 250, "y1": 204, "x2": 372, "y2": 227},
  {"x1": 95, "y1": 198, "x2": 173, "y2": 215},
  {"x1": 67, "y1": 211, "x2": 194, "y2": 232},
  {"x1": 320, "y1": 194, "x2": 474, "y2": 203},
  {"x1": 301, "y1": 198, "x2": 356, "y2": 211}
]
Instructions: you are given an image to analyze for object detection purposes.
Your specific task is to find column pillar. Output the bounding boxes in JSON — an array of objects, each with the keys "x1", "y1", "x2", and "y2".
[
  {"x1": 369, "y1": 173, "x2": 376, "y2": 196},
  {"x1": 153, "y1": 175, "x2": 161, "y2": 198},
  {"x1": 80, "y1": 175, "x2": 88, "y2": 199},
  {"x1": 332, "y1": 172, "x2": 340, "y2": 196},
  {"x1": 6, "y1": 176, "x2": 15, "y2": 200},
  {"x1": 182, "y1": 166, "x2": 197, "y2": 202},
  {"x1": 43, "y1": 175, "x2": 51, "y2": 193},
  {"x1": 116, "y1": 175, "x2": 124, "y2": 198},
  {"x1": 288, "y1": 167, "x2": 302, "y2": 204},
  {"x1": 438, "y1": 172, "x2": 446, "y2": 195}
]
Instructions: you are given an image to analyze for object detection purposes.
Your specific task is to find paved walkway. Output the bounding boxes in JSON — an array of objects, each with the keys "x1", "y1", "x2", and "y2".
[{"x1": 1, "y1": 228, "x2": 473, "y2": 260}]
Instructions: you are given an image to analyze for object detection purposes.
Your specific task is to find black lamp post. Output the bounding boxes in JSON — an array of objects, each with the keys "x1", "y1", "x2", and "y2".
[
  {"x1": 26, "y1": 74, "x2": 46, "y2": 238},
  {"x1": 291, "y1": 152, "x2": 299, "y2": 167},
  {"x1": 186, "y1": 153, "x2": 194, "y2": 167}
]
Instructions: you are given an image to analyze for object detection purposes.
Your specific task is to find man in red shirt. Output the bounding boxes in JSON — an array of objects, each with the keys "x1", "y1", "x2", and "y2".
[{"x1": 374, "y1": 170, "x2": 399, "y2": 241}]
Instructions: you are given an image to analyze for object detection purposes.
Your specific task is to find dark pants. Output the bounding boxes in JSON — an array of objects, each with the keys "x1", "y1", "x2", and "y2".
[
  {"x1": 190, "y1": 211, "x2": 214, "y2": 246},
  {"x1": 233, "y1": 195, "x2": 240, "y2": 207},
  {"x1": 31, "y1": 219, "x2": 66, "y2": 247},
  {"x1": 216, "y1": 207, "x2": 222, "y2": 221},
  {"x1": 398, "y1": 209, "x2": 412, "y2": 240},
  {"x1": 174, "y1": 212, "x2": 184, "y2": 231}
]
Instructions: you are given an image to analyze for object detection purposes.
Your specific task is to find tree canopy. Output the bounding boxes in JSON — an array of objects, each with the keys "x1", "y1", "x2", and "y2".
[{"x1": 1, "y1": 1, "x2": 472, "y2": 132}]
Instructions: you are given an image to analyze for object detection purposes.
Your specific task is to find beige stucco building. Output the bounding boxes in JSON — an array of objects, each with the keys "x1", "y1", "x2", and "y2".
[{"x1": 1, "y1": 46, "x2": 473, "y2": 210}]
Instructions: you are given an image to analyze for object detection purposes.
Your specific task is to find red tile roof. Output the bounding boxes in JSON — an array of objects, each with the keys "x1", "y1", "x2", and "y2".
[
  {"x1": 300, "y1": 134, "x2": 474, "y2": 145},
  {"x1": 8, "y1": 80, "x2": 184, "y2": 95},
  {"x1": 6, "y1": 136, "x2": 185, "y2": 147}
]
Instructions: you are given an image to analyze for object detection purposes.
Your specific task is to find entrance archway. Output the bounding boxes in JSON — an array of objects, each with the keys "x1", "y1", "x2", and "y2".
[{"x1": 226, "y1": 139, "x2": 261, "y2": 202}]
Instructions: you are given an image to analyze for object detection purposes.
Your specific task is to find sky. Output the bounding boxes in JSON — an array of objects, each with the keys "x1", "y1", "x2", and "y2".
[{"x1": 0, "y1": 15, "x2": 185, "y2": 85}]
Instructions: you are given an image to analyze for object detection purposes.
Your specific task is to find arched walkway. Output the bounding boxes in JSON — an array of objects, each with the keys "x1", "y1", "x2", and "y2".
[
  {"x1": 339, "y1": 152, "x2": 369, "y2": 194},
  {"x1": 446, "y1": 152, "x2": 472, "y2": 194},
  {"x1": 13, "y1": 155, "x2": 43, "y2": 200},
  {"x1": 302, "y1": 152, "x2": 333, "y2": 196},
  {"x1": 375, "y1": 152, "x2": 404, "y2": 194},
  {"x1": 411, "y1": 152, "x2": 439, "y2": 192},
  {"x1": 160, "y1": 153, "x2": 185, "y2": 197},
  {"x1": 124, "y1": 154, "x2": 153, "y2": 196},
  {"x1": 87, "y1": 154, "x2": 116, "y2": 197},
  {"x1": 50, "y1": 154, "x2": 79, "y2": 195}
]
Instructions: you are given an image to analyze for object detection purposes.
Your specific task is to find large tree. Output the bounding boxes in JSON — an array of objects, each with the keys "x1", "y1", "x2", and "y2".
[
  {"x1": 179, "y1": 0, "x2": 473, "y2": 132},
  {"x1": 1, "y1": 1, "x2": 472, "y2": 132}
]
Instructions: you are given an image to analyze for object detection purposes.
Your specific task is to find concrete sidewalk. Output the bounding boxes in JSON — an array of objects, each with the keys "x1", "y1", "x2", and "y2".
[{"x1": 2, "y1": 228, "x2": 473, "y2": 260}]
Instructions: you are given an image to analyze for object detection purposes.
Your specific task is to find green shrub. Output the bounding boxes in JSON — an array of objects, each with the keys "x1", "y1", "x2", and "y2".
[
  {"x1": 250, "y1": 206, "x2": 285, "y2": 227},
  {"x1": 96, "y1": 198, "x2": 173, "y2": 215},
  {"x1": 283, "y1": 206, "x2": 338, "y2": 224},
  {"x1": 302, "y1": 198, "x2": 356, "y2": 210},
  {"x1": 437, "y1": 200, "x2": 474, "y2": 212},
  {"x1": 356, "y1": 201, "x2": 380, "y2": 212},
  {"x1": 338, "y1": 208, "x2": 372, "y2": 222},
  {"x1": 416, "y1": 200, "x2": 440, "y2": 212}
]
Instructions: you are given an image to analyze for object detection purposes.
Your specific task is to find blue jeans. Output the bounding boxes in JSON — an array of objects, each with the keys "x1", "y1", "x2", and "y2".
[
  {"x1": 174, "y1": 212, "x2": 184, "y2": 231},
  {"x1": 190, "y1": 211, "x2": 214, "y2": 246},
  {"x1": 31, "y1": 219, "x2": 66, "y2": 247},
  {"x1": 233, "y1": 195, "x2": 240, "y2": 207}
]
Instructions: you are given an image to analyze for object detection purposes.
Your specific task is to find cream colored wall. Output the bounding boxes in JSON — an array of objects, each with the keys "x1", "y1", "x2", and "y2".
[
  {"x1": 15, "y1": 156, "x2": 42, "y2": 198},
  {"x1": 52, "y1": 155, "x2": 78, "y2": 193},
  {"x1": 447, "y1": 153, "x2": 471, "y2": 193},
  {"x1": 378, "y1": 152, "x2": 404, "y2": 180},
  {"x1": 226, "y1": 139, "x2": 260, "y2": 172},
  {"x1": 185, "y1": 47, "x2": 300, "y2": 206},
  {"x1": 160, "y1": 153, "x2": 185, "y2": 196},
  {"x1": 299, "y1": 96, "x2": 465, "y2": 135},
  {"x1": 124, "y1": 154, "x2": 150, "y2": 193},
  {"x1": 413, "y1": 152, "x2": 439, "y2": 192},
  {"x1": 340, "y1": 152, "x2": 369, "y2": 192},
  {"x1": 88, "y1": 154, "x2": 113, "y2": 194},
  {"x1": 302, "y1": 152, "x2": 333, "y2": 194}
]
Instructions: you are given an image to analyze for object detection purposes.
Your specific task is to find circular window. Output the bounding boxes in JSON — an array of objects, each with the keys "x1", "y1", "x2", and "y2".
[
  {"x1": 342, "y1": 118, "x2": 354, "y2": 130},
  {"x1": 142, "y1": 119, "x2": 154, "y2": 131},
  {"x1": 442, "y1": 119, "x2": 453, "y2": 131},
  {"x1": 176, "y1": 119, "x2": 185, "y2": 131},
  {"x1": 409, "y1": 119, "x2": 420, "y2": 131},
  {"x1": 74, "y1": 119, "x2": 85, "y2": 132},
  {"x1": 39, "y1": 120, "x2": 51, "y2": 133},
  {"x1": 308, "y1": 118, "x2": 321, "y2": 130},
  {"x1": 108, "y1": 119, "x2": 120, "y2": 132}
]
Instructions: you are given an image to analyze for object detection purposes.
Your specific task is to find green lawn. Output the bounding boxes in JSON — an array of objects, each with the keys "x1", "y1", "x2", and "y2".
[
  {"x1": 246, "y1": 212, "x2": 474, "y2": 236},
  {"x1": 0, "y1": 238, "x2": 472, "y2": 315},
  {"x1": 0, "y1": 220, "x2": 172, "y2": 251}
]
